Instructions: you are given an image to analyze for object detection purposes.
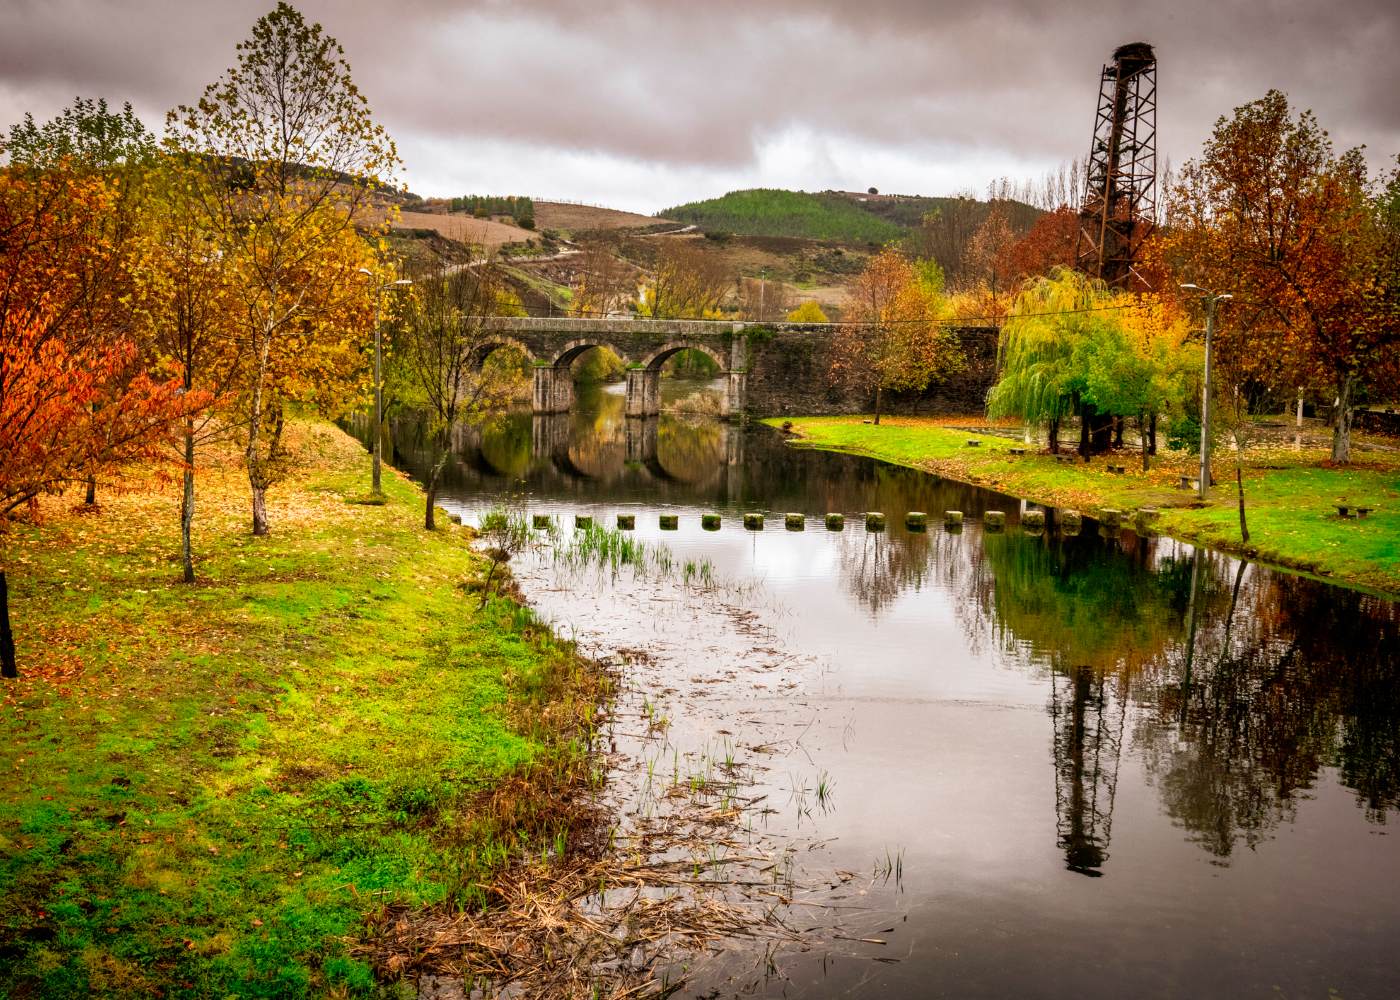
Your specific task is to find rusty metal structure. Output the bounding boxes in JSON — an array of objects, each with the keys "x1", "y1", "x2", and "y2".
[{"x1": 1076, "y1": 42, "x2": 1157, "y2": 290}]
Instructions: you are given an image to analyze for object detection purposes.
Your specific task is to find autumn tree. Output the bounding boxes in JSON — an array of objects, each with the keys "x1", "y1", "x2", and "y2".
[
  {"x1": 641, "y1": 240, "x2": 730, "y2": 319},
  {"x1": 910, "y1": 193, "x2": 981, "y2": 286},
  {"x1": 1004, "y1": 207, "x2": 1080, "y2": 283},
  {"x1": 6, "y1": 98, "x2": 159, "y2": 504},
  {"x1": 961, "y1": 206, "x2": 1017, "y2": 293},
  {"x1": 0, "y1": 166, "x2": 195, "y2": 678},
  {"x1": 787, "y1": 300, "x2": 829, "y2": 323},
  {"x1": 737, "y1": 274, "x2": 792, "y2": 322},
  {"x1": 401, "y1": 264, "x2": 518, "y2": 530},
  {"x1": 572, "y1": 238, "x2": 635, "y2": 318},
  {"x1": 1076, "y1": 296, "x2": 1195, "y2": 470},
  {"x1": 130, "y1": 158, "x2": 245, "y2": 582},
  {"x1": 167, "y1": 2, "x2": 398, "y2": 534},
  {"x1": 831, "y1": 247, "x2": 964, "y2": 424},
  {"x1": 1159, "y1": 90, "x2": 1396, "y2": 463}
]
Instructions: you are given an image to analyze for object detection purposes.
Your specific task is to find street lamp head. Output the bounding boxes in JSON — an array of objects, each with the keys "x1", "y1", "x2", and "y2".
[
  {"x1": 1179, "y1": 283, "x2": 1203, "y2": 293},
  {"x1": 357, "y1": 267, "x2": 374, "y2": 277},
  {"x1": 1218, "y1": 293, "x2": 1233, "y2": 301},
  {"x1": 390, "y1": 278, "x2": 413, "y2": 287}
]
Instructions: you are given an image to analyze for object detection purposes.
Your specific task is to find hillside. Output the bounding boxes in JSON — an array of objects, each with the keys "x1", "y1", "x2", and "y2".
[
  {"x1": 660, "y1": 189, "x2": 907, "y2": 244},
  {"x1": 534, "y1": 201, "x2": 675, "y2": 232},
  {"x1": 658, "y1": 188, "x2": 1042, "y2": 246},
  {"x1": 390, "y1": 210, "x2": 536, "y2": 249}
]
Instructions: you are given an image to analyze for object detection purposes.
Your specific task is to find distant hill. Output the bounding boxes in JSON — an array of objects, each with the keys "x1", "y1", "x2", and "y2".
[
  {"x1": 659, "y1": 189, "x2": 906, "y2": 244},
  {"x1": 658, "y1": 188, "x2": 1041, "y2": 245}
]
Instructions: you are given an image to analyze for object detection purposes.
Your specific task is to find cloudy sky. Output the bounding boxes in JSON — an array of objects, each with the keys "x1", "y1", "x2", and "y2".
[{"x1": 2, "y1": 0, "x2": 1398, "y2": 213}]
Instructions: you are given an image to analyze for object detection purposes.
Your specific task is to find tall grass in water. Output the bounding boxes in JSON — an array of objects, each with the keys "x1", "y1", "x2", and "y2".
[{"x1": 554, "y1": 523, "x2": 719, "y2": 590}]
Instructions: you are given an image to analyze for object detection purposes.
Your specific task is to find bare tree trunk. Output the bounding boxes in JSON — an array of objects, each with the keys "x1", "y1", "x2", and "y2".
[
  {"x1": 1113, "y1": 416, "x2": 1124, "y2": 448},
  {"x1": 251, "y1": 486, "x2": 269, "y2": 536},
  {"x1": 1048, "y1": 416, "x2": 1060, "y2": 454},
  {"x1": 874, "y1": 386, "x2": 883, "y2": 426},
  {"x1": 84, "y1": 474, "x2": 96, "y2": 506},
  {"x1": 181, "y1": 426, "x2": 196, "y2": 583},
  {"x1": 247, "y1": 320, "x2": 274, "y2": 537},
  {"x1": 425, "y1": 466, "x2": 442, "y2": 531},
  {"x1": 1139, "y1": 411, "x2": 1149, "y2": 472},
  {"x1": 1, "y1": 570, "x2": 16, "y2": 679},
  {"x1": 1331, "y1": 372, "x2": 1355, "y2": 464},
  {"x1": 1236, "y1": 462, "x2": 1250, "y2": 544},
  {"x1": 1148, "y1": 412, "x2": 1157, "y2": 455}
]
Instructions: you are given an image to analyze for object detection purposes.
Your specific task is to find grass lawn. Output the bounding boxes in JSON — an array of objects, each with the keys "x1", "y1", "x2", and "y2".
[
  {"x1": 0, "y1": 421, "x2": 601, "y2": 998},
  {"x1": 768, "y1": 415, "x2": 1400, "y2": 597}
]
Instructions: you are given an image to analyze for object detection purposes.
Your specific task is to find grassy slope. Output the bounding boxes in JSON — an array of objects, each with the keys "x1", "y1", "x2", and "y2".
[
  {"x1": 0, "y1": 422, "x2": 597, "y2": 998},
  {"x1": 768, "y1": 416, "x2": 1400, "y2": 597},
  {"x1": 659, "y1": 189, "x2": 906, "y2": 244}
]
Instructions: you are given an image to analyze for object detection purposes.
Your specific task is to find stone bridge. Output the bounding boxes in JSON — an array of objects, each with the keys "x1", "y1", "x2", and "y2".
[{"x1": 479, "y1": 316, "x2": 1000, "y2": 418}]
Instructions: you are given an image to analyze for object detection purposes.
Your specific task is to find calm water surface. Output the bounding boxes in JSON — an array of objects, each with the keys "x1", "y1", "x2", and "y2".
[{"x1": 378, "y1": 380, "x2": 1400, "y2": 999}]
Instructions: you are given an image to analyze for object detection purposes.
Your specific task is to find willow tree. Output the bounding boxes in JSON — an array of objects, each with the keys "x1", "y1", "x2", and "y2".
[
  {"x1": 1077, "y1": 297, "x2": 1196, "y2": 471},
  {"x1": 987, "y1": 269, "x2": 1103, "y2": 452},
  {"x1": 166, "y1": 2, "x2": 398, "y2": 534}
]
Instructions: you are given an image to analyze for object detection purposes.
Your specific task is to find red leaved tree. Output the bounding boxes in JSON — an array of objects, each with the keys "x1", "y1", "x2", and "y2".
[{"x1": 0, "y1": 166, "x2": 197, "y2": 678}]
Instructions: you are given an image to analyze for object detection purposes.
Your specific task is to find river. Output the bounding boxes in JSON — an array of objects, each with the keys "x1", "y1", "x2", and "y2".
[{"x1": 375, "y1": 379, "x2": 1400, "y2": 999}]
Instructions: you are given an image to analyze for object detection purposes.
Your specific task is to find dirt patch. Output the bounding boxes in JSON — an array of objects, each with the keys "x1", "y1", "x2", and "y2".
[
  {"x1": 535, "y1": 202, "x2": 672, "y2": 232},
  {"x1": 392, "y1": 211, "x2": 536, "y2": 249}
]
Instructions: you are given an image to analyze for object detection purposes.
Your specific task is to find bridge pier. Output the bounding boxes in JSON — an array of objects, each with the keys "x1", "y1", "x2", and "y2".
[
  {"x1": 532, "y1": 365, "x2": 575, "y2": 414},
  {"x1": 724, "y1": 370, "x2": 746, "y2": 419},
  {"x1": 624, "y1": 368, "x2": 661, "y2": 417}
]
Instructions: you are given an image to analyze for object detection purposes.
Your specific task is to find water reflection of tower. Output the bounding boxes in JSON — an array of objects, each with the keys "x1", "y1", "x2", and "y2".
[{"x1": 1050, "y1": 665, "x2": 1126, "y2": 876}]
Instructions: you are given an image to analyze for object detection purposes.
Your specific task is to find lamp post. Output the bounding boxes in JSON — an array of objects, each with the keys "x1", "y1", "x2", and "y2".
[
  {"x1": 359, "y1": 269, "x2": 412, "y2": 495},
  {"x1": 1180, "y1": 284, "x2": 1232, "y2": 500}
]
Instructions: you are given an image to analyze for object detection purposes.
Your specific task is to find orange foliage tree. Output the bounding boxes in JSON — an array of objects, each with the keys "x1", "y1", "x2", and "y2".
[
  {"x1": 1003, "y1": 207, "x2": 1080, "y2": 283},
  {"x1": 1158, "y1": 90, "x2": 1395, "y2": 462},
  {"x1": 0, "y1": 167, "x2": 196, "y2": 678},
  {"x1": 831, "y1": 247, "x2": 965, "y2": 424}
]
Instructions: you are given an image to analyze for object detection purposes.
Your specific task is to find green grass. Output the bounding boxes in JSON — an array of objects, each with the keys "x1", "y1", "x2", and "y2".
[
  {"x1": 769, "y1": 415, "x2": 1400, "y2": 596},
  {"x1": 0, "y1": 422, "x2": 601, "y2": 997},
  {"x1": 659, "y1": 189, "x2": 907, "y2": 244}
]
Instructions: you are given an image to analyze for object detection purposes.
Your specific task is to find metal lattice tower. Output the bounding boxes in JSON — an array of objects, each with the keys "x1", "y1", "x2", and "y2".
[{"x1": 1076, "y1": 42, "x2": 1157, "y2": 290}]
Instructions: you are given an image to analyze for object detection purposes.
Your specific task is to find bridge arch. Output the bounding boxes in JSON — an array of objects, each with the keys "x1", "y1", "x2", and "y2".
[
  {"x1": 469, "y1": 337, "x2": 538, "y2": 369},
  {"x1": 550, "y1": 338, "x2": 635, "y2": 369},
  {"x1": 639, "y1": 340, "x2": 727, "y2": 373}
]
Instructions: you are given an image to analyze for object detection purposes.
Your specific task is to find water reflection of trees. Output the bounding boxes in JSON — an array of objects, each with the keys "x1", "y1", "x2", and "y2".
[{"x1": 836, "y1": 515, "x2": 1400, "y2": 872}]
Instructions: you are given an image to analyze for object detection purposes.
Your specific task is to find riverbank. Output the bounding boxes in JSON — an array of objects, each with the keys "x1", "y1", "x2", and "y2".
[
  {"x1": 0, "y1": 421, "x2": 605, "y2": 997},
  {"x1": 767, "y1": 415, "x2": 1400, "y2": 597}
]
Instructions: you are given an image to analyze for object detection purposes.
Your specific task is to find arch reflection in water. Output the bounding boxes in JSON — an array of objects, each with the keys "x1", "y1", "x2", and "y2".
[{"x1": 389, "y1": 380, "x2": 740, "y2": 504}]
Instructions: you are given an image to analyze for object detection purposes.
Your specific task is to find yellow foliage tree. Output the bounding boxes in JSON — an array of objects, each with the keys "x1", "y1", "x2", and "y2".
[
  {"x1": 786, "y1": 300, "x2": 829, "y2": 323},
  {"x1": 166, "y1": 2, "x2": 398, "y2": 534}
]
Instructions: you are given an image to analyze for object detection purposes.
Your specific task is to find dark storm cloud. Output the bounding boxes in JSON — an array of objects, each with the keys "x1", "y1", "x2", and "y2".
[{"x1": 3, "y1": 0, "x2": 1397, "y2": 205}]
